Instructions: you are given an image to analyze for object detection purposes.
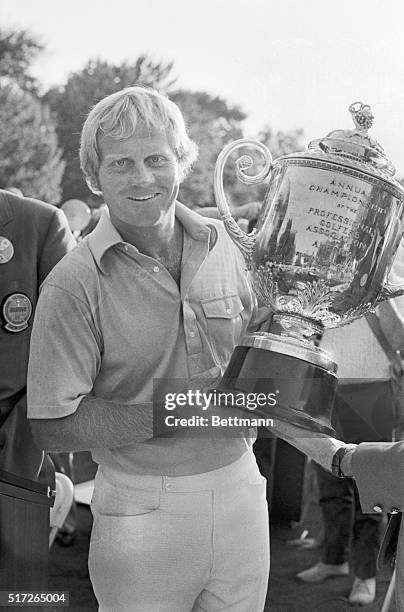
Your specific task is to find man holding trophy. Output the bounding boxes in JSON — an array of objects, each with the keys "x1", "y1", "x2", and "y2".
[
  {"x1": 27, "y1": 86, "x2": 272, "y2": 612},
  {"x1": 27, "y1": 87, "x2": 404, "y2": 611}
]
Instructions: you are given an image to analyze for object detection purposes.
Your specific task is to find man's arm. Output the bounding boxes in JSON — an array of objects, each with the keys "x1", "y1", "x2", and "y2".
[
  {"x1": 30, "y1": 395, "x2": 159, "y2": 452},
  {"x1": 27, "y1": 279, "x2": 179, "y2": 453},
  {"x1": 270, "y1": 420, "x2": 347, "y2": 472},
  {"x1": 349, "y1": 441, "x2": 404, "y2": 513}
]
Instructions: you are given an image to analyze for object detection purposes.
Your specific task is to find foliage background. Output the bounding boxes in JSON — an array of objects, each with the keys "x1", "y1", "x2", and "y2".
[{"x1": 0, "y1": 27, "x2": 304, "y2": 209}]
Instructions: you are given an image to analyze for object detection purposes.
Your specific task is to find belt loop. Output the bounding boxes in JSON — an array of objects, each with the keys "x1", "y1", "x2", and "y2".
[{"x1": 163, "y1": 476, "x2": 175, "y2": 491}]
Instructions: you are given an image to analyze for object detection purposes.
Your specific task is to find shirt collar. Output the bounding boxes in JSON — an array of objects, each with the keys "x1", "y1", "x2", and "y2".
[
  {"x1": 175, "y1": 201, "x2": 214, "y2": 242},
  {"x1": 87, "y1": 201, "x2": 217, "y2": 271},
  {"x1": 87, "y1": 208, "x2": 122, "y2": 271},
  {"x1": 0, "y1": 190, "x2": 15, "y2": 227}
]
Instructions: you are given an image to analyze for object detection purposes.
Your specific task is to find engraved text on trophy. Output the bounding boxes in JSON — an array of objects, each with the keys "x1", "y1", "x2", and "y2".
[{"x1": 252, "y1": 162, "x2": 401, "y2": 328}]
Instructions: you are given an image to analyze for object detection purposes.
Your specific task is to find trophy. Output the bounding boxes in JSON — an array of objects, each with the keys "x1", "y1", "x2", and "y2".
[{"x1": 214, "y1": 102, "x2": 404, "y2": 435}]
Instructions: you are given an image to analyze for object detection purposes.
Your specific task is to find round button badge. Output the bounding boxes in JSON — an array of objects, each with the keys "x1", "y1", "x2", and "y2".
[
  {"x1": 2, "y1": 293, "x2": 33, "y2": 332},
  {"x1": 0, "y1": 237, "x2": 14, "y2": 264}
]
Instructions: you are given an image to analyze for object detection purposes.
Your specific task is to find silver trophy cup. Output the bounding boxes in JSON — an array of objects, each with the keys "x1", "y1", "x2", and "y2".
[{"x1": 214, "y1": 103, "x2": 404, "y2": 435}]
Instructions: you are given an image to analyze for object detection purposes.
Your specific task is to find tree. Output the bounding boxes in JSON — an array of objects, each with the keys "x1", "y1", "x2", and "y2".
[
  {"x1": 172, "y1": 90, "x2": 247, "y2": 207},
  {"x1": 0, "y1": 82, "x2": 64, "y2": 202},
  {"x1": 257, "y1": 125, "x2": 305, "y2": 161},
  {"x1": 175, "y1": 97, "x2": 306, "y2": 210},
  {"x1": 0, "y1": 28, "x2": 43, "y2": 93},
  {"x1": 45, "y1": 57, "x2": 177, "y2": 201},
  {"x1": 241, "y1": 125, "x2": 306, "y2": 205},
  {"x1": 0, "y1": 28, "x2": 64, "y2": 201}
]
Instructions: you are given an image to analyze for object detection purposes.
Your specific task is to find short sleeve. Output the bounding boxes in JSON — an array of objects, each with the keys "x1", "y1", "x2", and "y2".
[{"x1": 27, "y1": 281, "x2": 101, "y2": 419}]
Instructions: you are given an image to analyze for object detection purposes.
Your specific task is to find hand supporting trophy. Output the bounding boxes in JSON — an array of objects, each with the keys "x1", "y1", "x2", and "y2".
[{"x1": 214, "y1": 102, "x2": 404, "y2": 435}]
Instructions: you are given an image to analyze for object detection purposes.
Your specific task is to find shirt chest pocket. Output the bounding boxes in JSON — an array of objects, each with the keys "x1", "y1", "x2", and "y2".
[{"x1": 201, "y1": 295, "x2": 245, "y2": 365}]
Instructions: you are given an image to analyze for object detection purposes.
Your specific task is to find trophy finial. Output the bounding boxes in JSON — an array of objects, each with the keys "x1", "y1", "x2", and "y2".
[
  {"x1": 309, "y1": 100, "x2": 395, "y2": 176},
  {"x1": 349, "y1": 101, "x2": 374, "y2": 132}
]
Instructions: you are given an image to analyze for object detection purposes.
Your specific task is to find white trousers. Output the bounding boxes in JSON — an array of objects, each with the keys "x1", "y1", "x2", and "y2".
[{"x1": 89, "y1": 451, "x2": 270, "y2": 612}]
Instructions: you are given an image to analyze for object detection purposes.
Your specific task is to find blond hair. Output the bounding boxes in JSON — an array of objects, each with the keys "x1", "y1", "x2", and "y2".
[{"x1": 80, "y1": 86, "x2": 198, "y2": 194}]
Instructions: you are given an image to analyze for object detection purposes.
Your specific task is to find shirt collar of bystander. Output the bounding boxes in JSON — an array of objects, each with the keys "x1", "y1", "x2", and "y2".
[{"x1": 0, "y1": 191, "x2": 15, "y2": 227}]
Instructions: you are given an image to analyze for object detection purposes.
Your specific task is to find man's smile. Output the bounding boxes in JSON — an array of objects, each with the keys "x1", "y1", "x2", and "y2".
[{"x1": 128, "y1": 193, "x2": 160, "y2": 202}]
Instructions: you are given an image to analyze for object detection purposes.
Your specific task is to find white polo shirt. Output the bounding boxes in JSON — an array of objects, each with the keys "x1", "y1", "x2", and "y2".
[{"x1": 28, "y1": 202, "x2": 258, "y2": 475}]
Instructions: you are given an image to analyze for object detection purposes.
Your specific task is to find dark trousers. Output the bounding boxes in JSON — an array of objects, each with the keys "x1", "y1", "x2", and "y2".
[{"x1": 316, "y1": 463, "x2": 382, "y2": 579}]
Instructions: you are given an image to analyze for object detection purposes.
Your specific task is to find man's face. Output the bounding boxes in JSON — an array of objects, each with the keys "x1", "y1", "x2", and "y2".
[{"x1": 97, "y1": 125, "x2": 180, "y2": 228}]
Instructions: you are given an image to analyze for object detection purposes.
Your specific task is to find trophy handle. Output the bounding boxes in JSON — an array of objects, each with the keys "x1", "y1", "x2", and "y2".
[
  {"x1": 214, "y1": 139, "x2": 272, "y2": 265},
  {"x1": 378, "y1": 280, "x2": 404, "y2": 302},
  {"x1": 376, "y1": 240, "x2": 404, "y2": 302},
  {"x1": 377, "y1": 265, "x2": 404, "y2": 301}
]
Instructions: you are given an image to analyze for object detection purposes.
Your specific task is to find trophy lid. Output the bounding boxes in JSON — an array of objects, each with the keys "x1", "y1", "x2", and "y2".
[{"x1": 307, "y1": 101, "x2": 396, "y2": 179}]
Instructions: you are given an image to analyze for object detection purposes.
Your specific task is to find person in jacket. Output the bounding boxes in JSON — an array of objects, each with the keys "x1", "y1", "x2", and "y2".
[
  {"x1": 296, "y1": 300, "x2": 404, "y2": 604},
  {"x1": 0, "y1": 187, "x2": 75, "y2": 481},
  {"x1": 341, "y1": 440, "x2": 404, "y2": 611}
]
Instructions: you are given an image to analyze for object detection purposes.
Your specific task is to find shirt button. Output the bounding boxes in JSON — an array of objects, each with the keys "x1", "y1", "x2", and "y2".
[
  {"x1": 189, "y1": 331, "x2": 196, "y2": 338},
  {"x1": 153, "y1": 266, "x2": 159, "y2": 273},
  {"x1": 373, "y1": 505, "x2": 383, "y2": 513},
  {"x1": 166, "y1": 483, "x2": 173, "y2": 491},
  {"x1": 226, "y1": 308, "x2": 232, "y2": 314},
  {"x1": 124, "y1": 245, "x2": 128, "y2": 252}
]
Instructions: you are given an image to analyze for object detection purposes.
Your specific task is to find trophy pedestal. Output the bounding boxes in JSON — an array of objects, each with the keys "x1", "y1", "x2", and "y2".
[{"x1": 217, "y1": 333, "x2": 337, "y2": 436}]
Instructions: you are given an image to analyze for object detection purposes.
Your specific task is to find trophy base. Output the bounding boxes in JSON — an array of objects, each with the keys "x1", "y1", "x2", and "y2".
[{"x1": 216, "y1": 333, "x2": 337, "y2": 436}]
